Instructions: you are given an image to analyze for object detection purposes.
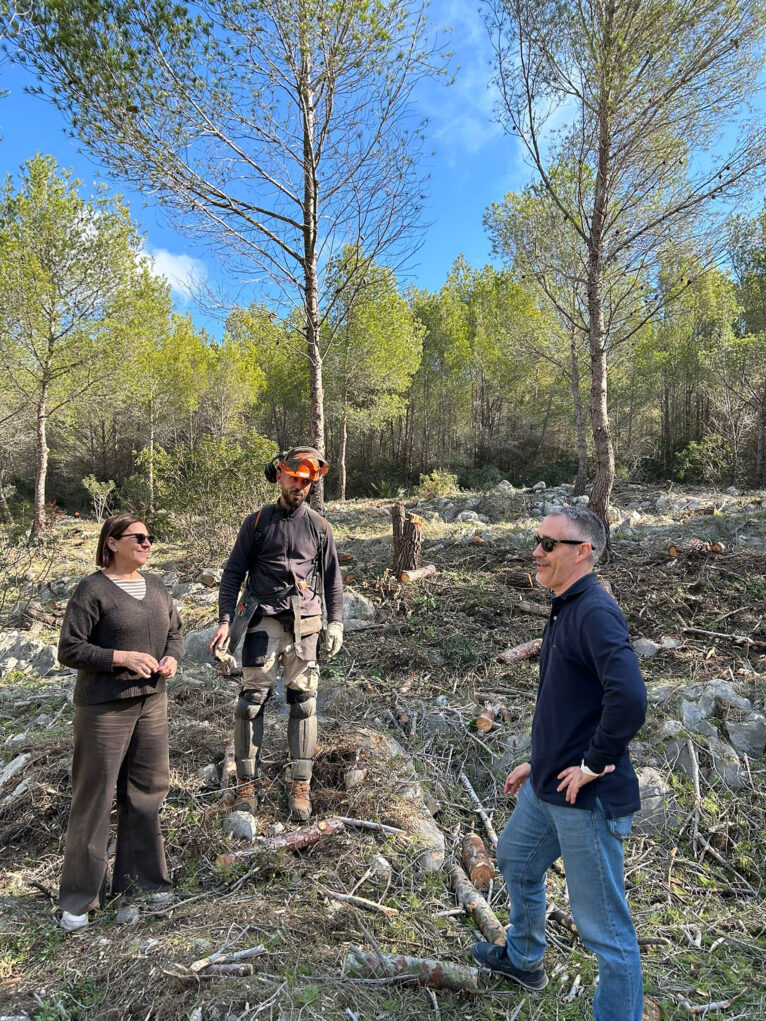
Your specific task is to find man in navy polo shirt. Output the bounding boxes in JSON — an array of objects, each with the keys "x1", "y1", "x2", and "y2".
[{"x1": 472, "y1": 506, "x2": 647, "y2": 1021}]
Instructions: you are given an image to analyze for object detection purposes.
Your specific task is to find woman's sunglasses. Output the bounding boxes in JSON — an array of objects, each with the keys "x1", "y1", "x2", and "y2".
[
  {"x1": 534, "y1": 535, "x2": 586, "y2": 553},
  {"x1": 116, "y1": 533, "x2": 155, "y2": 545}
]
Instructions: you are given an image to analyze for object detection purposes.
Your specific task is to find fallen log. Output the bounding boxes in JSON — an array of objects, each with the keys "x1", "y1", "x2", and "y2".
[
  {"x1": 516, "y1": 600, "x2": 550, "y2": 619},
  {"x1": 198, "y1": 962, "x2": 254, "y2": 977},
  {"x1": 335, "y1": 816, "x2": 406, "y2": 836},
  {"x1": 216, "y1": 817, "x2": 346, "y2": 866},
  {"x1": 475, "y1": 704, "x2": 503, "y2": 734},
  {"x1": 399, "y1": 563, "x2": 437, "y2": 583},
  {"x1": 461, "y1": 833, "x2": 495, "y2": 890},
  {"x1": 318, "y1": 886, "x2": 398, "y2": 916},
  {"x1": 681, "y1": 626, "x2": 766, "y2": 650},
  {"x1": 450, "y1": 864, "x2": 505, "y2": 945},
  {"x1": 498, "y1": 638, "x2": 543, "y2": 664},
  {"x1": 343, "y1": 946, "x2": 479, "y2": 993},
  {"x1": 221, "y1": 741, "x2": 236, "y2": 790},
  {"x1": 190, "y1": 944, "x2": 266, "y2": 973},
  {"x1": 667, "y1": 539, "x2": 726, "y2": 557},
  {"x1": 459, "y1": 771, "x2": 498, "y2": 847}
]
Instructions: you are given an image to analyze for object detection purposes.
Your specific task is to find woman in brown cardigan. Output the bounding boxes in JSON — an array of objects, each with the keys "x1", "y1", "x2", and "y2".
[{"x1": 56, "y1": 513, "x2": 183, "y2": 931}]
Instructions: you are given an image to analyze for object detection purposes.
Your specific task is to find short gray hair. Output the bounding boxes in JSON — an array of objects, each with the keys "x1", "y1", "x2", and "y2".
[{"x1": 547, "y1": 505, "x2": 606, "y2": 564}]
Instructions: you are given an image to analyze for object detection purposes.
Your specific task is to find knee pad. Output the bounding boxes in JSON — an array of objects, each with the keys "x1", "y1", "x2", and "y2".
[
  {"x1": 286, "y1": 688, "x2": 316, "y2": 720},
  {"x1": 235, "y1": 688, "x2": 271, "y2": 720}
]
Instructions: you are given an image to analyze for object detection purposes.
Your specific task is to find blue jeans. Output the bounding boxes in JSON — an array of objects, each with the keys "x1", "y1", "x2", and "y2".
[{"x1": 496, "y1": 780, "x2": 643, "y2": 1021}]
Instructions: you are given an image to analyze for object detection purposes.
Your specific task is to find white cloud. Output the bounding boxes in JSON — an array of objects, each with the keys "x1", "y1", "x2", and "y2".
[{"x1": 147, "y1": 247, "x2": 207, "y2": 300}]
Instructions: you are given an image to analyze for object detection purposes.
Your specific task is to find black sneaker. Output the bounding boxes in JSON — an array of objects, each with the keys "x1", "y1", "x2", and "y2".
[{"x1": 472, "y1": 942, "x2": 549, "y2": 991}]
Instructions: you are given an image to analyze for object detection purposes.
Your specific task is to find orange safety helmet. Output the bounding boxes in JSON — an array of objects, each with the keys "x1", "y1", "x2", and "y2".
[{"x1": 278, "y1": 446, "x2": 330, "y2": 483}]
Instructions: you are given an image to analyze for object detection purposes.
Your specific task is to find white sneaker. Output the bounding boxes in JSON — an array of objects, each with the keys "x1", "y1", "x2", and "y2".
[{"x1": 60, "y1": 911, "x2": 89, "y2": 931}]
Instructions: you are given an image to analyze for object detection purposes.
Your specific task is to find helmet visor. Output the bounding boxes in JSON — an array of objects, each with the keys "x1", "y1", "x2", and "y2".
[{"x1": 280, "y1": 455, "x2": 328, "y2": 482}]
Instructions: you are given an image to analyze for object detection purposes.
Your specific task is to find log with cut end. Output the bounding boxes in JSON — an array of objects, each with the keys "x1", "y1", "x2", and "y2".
[
  {"x1": 221, "y1": 740, "x2": 236, "y2": 789},
  {"x1": 667, "y1": 538, "x2": 726, "y2": 557},
  {"x1": 475, "y1": 704, "x2": 503, "y2": 733},
  {"x1": 216, "y1": 817, "x2": 346, "y2": 866},
  {"x1": 399, "y1": 563, "x2": 437, "y2": 583},
  {"x1": 516, "y1": 600, "x2": 550, "y2": 618},
  {"x1": 391, "y1": 501, "x2": 424, "y2": 577},
  {"x1": 498, "y1": 638, "x2": 543, "y2": 663},
  {"x1": 343, "y1": 947, "x2": 479, "y2": 993},
  {"x1": 461, "y1": 833, "x2": 495, "y2": 890},
  {"x1": 450, "y1": 863, "x2": 506, "y2": 945}
]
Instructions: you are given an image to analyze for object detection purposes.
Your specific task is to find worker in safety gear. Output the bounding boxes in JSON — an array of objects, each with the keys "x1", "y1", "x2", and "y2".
[{"x1": 209, "y1": 446, "x2": 344, "y2": 821}]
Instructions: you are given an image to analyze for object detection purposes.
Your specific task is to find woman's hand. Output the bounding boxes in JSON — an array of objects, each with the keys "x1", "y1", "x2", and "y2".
[
  {"x1": 157, "y1": 656, "x2": 178, "y2": 679},
  {"x1": 113, "y1": 650, "x2": 160, "y2": 678}
]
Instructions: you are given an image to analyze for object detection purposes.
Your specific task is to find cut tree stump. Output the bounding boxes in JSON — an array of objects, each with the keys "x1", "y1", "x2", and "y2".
[
  {"x1": 392, "y1": 501, "x2": 425, "y2": 578},
  {"x1": 667, "y1": 538, "x2": 725, "y2": 557},
  {"x1": 475, "y1": 704, "x2": 503, "y2": 733},
  {"x1": 343, "y1": 946, "x2": 479, "y2": 992},
  {"x1": 400, "y1": 563, "x2": 437, "y2": 583}
]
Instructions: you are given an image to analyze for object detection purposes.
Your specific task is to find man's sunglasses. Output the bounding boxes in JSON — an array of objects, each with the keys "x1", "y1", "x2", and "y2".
[
  {"x1": 534, "y1": 534, "x2": 586, "y2": 553},
  {"x1": 116, "y1": 532, "x2": 155, "y2": 545}
]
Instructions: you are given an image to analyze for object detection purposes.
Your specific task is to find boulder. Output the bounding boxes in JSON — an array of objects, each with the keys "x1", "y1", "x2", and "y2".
[
  {"x1": 727, "y1": 715, "x2": 766, "y2": 759},
  {"x1": 632, "y1": 638, "x2": 660, "y2": 659},
  {"x1": 456, "y1": 510, "x2": 480, "y2": 523},
  {"x1": 0, "y1": 632, "x2": 59, "y2": 678},
  {"x1": 707, "y1": 736, "x2": 744, "y2": 788},
  {"x1": 634, "y1": 766, "x2": 684, "y2": 835},
  {"x1": 196, "y1": 568, "x2": 222, "y2": 587},
  {"x1": 532, "y1": 481, "x2": 546, "y2": 491},
  {"x1": 183, "y1": 626, "x2": 232, "y2": 669},
  {"x1": 223, "y1": 811, "x2": 259, "y2": 842},
  {"x1": 343, "y1": 588, "x2": 377, "y2": 631}
]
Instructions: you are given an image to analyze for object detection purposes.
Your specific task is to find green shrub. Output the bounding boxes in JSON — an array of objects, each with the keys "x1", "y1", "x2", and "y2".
[{"x1": 414, "y1": 468, "x2": 460, "y2": 499}]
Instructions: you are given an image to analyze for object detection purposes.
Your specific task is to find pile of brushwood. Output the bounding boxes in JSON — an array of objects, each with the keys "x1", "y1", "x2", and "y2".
[{"x1": 1, "y1": 486, "x2": 764, "y2": 1021}]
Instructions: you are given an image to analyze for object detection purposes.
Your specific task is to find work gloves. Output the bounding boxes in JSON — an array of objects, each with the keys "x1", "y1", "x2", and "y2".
[{"x1": 325, "y1": 621, "x2": 344, "y2": 657}]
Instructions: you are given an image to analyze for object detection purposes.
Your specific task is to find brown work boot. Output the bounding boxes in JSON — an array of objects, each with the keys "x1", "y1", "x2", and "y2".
[
  {"x1": 286, "y1": 778, "x2": 312, "y2": 822},
  {"x1": 233, "y1": 778, "x2": 259, "y2": 815}
]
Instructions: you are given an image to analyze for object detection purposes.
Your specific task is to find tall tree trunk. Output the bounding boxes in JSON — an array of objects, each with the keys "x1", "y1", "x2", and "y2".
[
  {"x1": 32, "y1": 378, "x2": 50, "y2": 535},
  {"x1": 587, "y1": 22, "x2": 615, "y2": 534},
  {"x1": 757, "y1": 379, "x2": 766, "y2": 485},
  {"x1": 338, "y1": 414, "x2": 348, "y2": 501},
  {"x1": 300, "y1": 49, "x2": 326, "y2": 510},
  {"x1": 147, "y1": 399, "x2": 156, "y2": 515},
  {"x1": 571, "y1": 331, "x2": 588, "y2": 496}
]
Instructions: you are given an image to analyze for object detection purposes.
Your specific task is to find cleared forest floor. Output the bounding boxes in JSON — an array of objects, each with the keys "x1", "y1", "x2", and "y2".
[{"x1": 1, "y1": 485, "x2": 765, "y2": 1021}]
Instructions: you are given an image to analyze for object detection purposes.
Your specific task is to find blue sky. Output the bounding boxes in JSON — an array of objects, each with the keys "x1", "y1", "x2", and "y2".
[{"x1": 0, "y1": 2, "x2": 525, "y2": 338}]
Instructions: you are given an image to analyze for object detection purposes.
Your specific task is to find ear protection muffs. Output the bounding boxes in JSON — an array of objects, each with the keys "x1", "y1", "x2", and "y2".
[{"x1": 264, "y1": 453, "x2": 285, "y2": 484}]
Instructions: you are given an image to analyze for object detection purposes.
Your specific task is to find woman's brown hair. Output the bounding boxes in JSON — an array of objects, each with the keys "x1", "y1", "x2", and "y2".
[{"x1": 96, "y1": 514, "x2": 142, "y2": 568}]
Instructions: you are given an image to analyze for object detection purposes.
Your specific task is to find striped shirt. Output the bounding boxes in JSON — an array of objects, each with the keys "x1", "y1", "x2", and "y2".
[{"x1": 107, "y1": 577, "x2": 147, "y2": 600}]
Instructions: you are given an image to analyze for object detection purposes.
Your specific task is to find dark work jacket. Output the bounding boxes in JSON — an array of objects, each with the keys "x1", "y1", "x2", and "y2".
[
  {"x1": 530, "y1": 572, "x2": 647, "y2": 817},
  {"x1": 218, "y1": 500, "x2": 343, "y2": 625}
]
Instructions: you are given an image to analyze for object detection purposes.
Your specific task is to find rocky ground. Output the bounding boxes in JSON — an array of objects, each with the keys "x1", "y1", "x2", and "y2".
[{"x1": 0, "y1": 482, "x2": 764, "y2": 1021}]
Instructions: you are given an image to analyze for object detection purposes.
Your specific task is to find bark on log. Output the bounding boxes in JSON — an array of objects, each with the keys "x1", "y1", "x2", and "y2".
[
  {"x1": 216, "y1": 817, "x2": 346, "y2": 866},
  {"x1": 190, "y1": 944, "x2": 265, "y2": 973},
  {"x1": 198, "y1": 963, "x2": 254, "y2": 977},
  {"x1": 498, "y1": 638, "x2": 543, "y2": 663},
  {"x1": 516, "y1": 600, "x2": 550, "y2": 619},
  {"x1": 450, "y1": 864, "x2": 506, "y2": 945},
  {"x1": 667, "y1": 538, "x2": 726, "y2": 557},
  {"x1": 318, "y1": 886, "x2": 398, "y2": 915},
  {"x1": 343, "y1": 947, "x2": 479, "y2": 993},
  {"x1": 400, "y1": 563, "x2": 437, "y2": 583},
  {"x1": 460, "y1": 833, "x2": 495, "y2": 890},
  {"x1": 221, "y1": 740, "x2": 236, "y2": 790},
  {"x1": 475, "y1": 704, "x2": 503, "y2": 734},
  {"x1": 391, "y1": 501, "x2": 424, "y2": 577}
]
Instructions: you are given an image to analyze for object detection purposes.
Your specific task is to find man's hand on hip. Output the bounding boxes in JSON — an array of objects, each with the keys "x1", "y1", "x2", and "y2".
[
  {"x1": 556, "y1": 763, "x2": 615, "y2": 804},
  {"x1": 504, "y1": 761, "x2": 531, "y2": 796},
  {"x1": 208, "y1": 622, "x2": 230, "y2": 655},
  {"x1": 325, "y1": 621, "x2": 344, "y2": 657}
]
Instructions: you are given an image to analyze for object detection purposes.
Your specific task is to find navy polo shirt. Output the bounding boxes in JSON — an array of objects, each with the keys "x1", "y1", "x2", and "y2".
[{"x1": 530, "y1": 572, "x2": 647, "y2": 817}]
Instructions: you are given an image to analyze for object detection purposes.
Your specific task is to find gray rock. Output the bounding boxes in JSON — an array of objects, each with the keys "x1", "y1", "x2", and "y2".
[
  {"x1": 497, "y1": 480, "x2": 514, "y2": 492},
  {"x1": 268, "y1": 822, "x2": 285, "y2": 836},
  {"x1": 707, "y1": 736, "x2": 744, "y2": 788},
  {"x1": 699, "y1": 680, "x2": 751, "y2": 713},
  {"x1": 443, "y1": 505, "x2": 458, "y2": 522},
  {"x1": 197, "y1": 763, "x2": 220, "y2": 788},
  {"x1": 422, "y1": 712, "x2": 453, "y2": 737},
  {"x1": 500, "y1": 731, "x2": 532, "y2": 761},
  {"x1": 632, "y1": 638, "x2": 661, "y2": 659},
  {"x1": 172, "y1": 581, "x2": 206, "y2": 599},
  {"x1": 606, "y1": 505, "x2": 623, "y2": 525},
  {"x1": 115, "y1": 905, "x2": 141, "y2": 925},
  {"x1": 665, "y1": 738, "x2": 695, "y2": 778},
  {"x1": 223, "y1": 810, "x2": 259, "y2": 841},
  {"x1": 544, "y1": 501, "x2": 563, "y2": 515},
  {"x1": 727, "y1": 715, "x2": 766, "y2": 759},
  {"x1": 634, "y1": 766, "x2": 684, "y2": 835},
  {"x1": 434, "y1": 695, "x2": 449, "y2": 707},
  {"x1": 184, "y1": 626, "x2": 231, "y2": 667},
  {"x1": 682, "y1": 699, "x2": 709, "y2": 730},
  {"x1": 532, "y1": 481, "x2": 547, "y2": 491},
  {"x1": 0, "y1": 753, "x2": 31, "y2": 790},
  {"x1": 196, "y1": 568, "x2": 221, "y2": 587},
  {"x1": 464, "y1": 496, "x2": 481, "y2": 510},
  {"x1": 476, "y1": 513, "x2": 490, "y2": 524},
  {"x1": 659, "y1": 636, "x2": 683, "y2": 650},
  {"x1": 0, "y1": 631, "x2": 60, "y2": 678},
  {"x1": 726, "y1": 486, "x2": 740, "y2": 496},
  {"x1": 343, "y1": 588, "x2": 377, "y2": 630},
  {"x1": 659, "y1": 720, "x2": 684, "y2": 739},
  {"x1": 571, "y1": 495, "x2": 590, "y2": 505},
  {"x1": 456, "y1": 510, "x2": 480, "y2": 523}
]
